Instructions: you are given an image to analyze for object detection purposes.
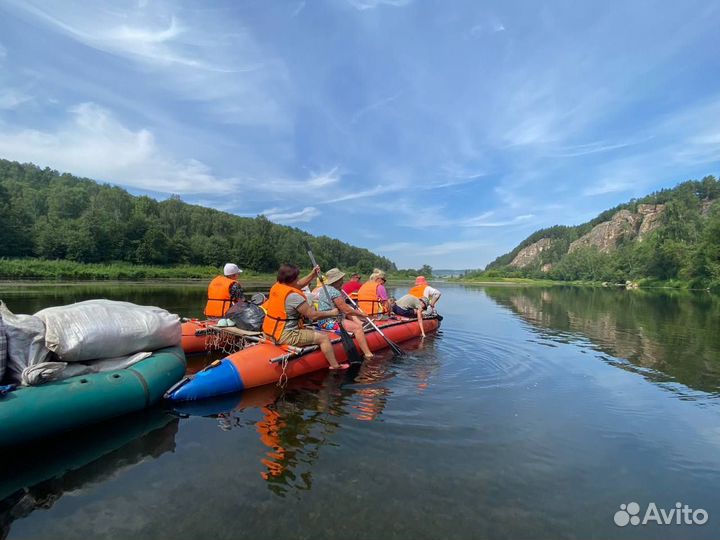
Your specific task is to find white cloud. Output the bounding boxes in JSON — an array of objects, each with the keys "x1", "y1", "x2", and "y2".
[
  {"x1": 461, "y1": 213, "x2": 534, "y2": 228},
  {"x1": 0, "y1": 102, "x2": 234, "y2": 194},
  {"x1": 3, "y1": 0, "x2": 289, "y2": 126},
  {"x1": 261, "y1": 206, "x2": 320, "y2": 224},
  {"x1": 345, "y1": 0, "x2": 413, "y2": 10},
  {"x1": 0, "y1": 89, "x2": 33, "y2": 110}
]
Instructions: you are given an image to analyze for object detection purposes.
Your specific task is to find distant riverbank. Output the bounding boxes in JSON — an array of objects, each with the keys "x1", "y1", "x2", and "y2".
[
  {"x1": 0, "y1": 258, "x2": 421, "y2": 283},
  {"x1": 0, "y1": 259, "x2": 278, "y2": 281},
  {"x1": 452, "y1": 275, "x2": 718, "y2": 292}
]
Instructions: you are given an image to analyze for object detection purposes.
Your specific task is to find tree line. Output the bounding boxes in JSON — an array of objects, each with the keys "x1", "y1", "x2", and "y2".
[
  {"x1": 0, "y1": 159, "x2": 397, "y2": 274},
  {"x1": 473, "y1": 176, "x2": 720, "y2": 290}
]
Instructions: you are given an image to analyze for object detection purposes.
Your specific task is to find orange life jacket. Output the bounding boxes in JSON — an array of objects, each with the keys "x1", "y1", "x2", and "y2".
[
  {"x1": 358, "y1": 280, "x2": 383, "y2": 315},
  {"x1": 262, "y1": 282, "x2": 306, "y2": 343},
  {"x1": 408, "y1": 284, "x2": 426, "y2": 298},
  {"x1": 204, "y1": 275, "x2": 237, "y2": 317}
]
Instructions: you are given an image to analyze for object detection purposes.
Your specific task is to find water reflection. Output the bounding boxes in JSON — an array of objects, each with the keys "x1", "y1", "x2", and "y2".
[
  {"x1": 169, "y1": 340, "x2": 442, "y2": 498},
  {"x1": 0, "y1": 410, "x2": 178, "y2": 539},
  {"x1": 483, "y1": 286, "x2": 720, "y2": 396}
]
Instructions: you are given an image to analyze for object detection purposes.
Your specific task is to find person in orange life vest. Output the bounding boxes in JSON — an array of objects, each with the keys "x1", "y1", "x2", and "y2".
[
  {"x1": 408, "y1": 276, "x2": 441, "y2": 314},
  {"x1": 392, "y1": 294, "x2": 429, "y2": 337},
  {"x1": 262, "y1": 263, "x2": 348, "y2": 370},
  {"x1": 315, "y1": 268, "x2": 374, "y2": 359},
  {"x1": 341, "y1": 273, "x2": 362, "y2": 301},
  {"x1": 357, "y1": 269, "x2": 391, "y2": 316},
  {"x1": 204, "y1": 263, "x2": 244, "y2": 318}
]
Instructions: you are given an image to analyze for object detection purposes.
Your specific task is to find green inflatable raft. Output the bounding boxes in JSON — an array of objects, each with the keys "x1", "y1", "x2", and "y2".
[{"x1": 0, "y1": 346, "x2": 186, "y2": 447}]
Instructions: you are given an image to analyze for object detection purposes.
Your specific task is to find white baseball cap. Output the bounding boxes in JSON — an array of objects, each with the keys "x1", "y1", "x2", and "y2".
[{"x1": 223, "y1": 263, "x2": 242, "y2": 276}]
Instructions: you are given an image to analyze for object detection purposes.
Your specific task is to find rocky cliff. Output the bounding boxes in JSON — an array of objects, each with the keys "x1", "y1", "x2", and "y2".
[
  {"x1": 510, "y1": 238, "x2": 555, "y2": 268},
  {"x1": 568, "y1": 204, "x2": 665, "y2": 253},
  {"x1": 509, "y1": 204, "x2": 667, "y2": 268}
]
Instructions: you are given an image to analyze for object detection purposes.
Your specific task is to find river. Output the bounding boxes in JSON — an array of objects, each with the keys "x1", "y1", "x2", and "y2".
[{"x1": 1, "y1": 282, "x2": 719, "y2": 539}]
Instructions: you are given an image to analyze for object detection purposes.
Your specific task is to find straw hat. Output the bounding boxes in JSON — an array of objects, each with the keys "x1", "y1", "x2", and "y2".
[{"x1": 323, "y1": 268, "x2": 346, "y2": 285}]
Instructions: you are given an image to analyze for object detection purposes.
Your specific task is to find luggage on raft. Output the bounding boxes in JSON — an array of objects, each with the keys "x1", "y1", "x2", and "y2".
[
  {"x1": 166, "y1": 316, "x2": 440, "y2": 402},
  {"x1": 0, "y1": 346, "x2": 186, "y2": 447}
]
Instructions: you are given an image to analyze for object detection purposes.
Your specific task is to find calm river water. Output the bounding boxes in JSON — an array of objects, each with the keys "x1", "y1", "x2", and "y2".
[{"x1": 1, "y1": 282, "x2": 719, "y2": 539}]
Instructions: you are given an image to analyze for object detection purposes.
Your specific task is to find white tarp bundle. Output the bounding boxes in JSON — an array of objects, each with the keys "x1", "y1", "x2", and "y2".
[
  {"x1": 0, "y1": 301, "x2": 51, "y2": 383},
  {"x1": 20, "y1": 351, "x2": 152, "y2": 386},
  {"x1": 35, "y1": 299, "x2": 181, "y2": 363},
  {"x1": 0, "y1": 299, "x2": 181, "y2": 386}
]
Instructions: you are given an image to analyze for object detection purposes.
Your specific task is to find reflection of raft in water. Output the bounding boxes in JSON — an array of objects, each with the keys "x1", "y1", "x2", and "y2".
[
  {"x1": 0, "y1": 347, "x2": 186, "y2": 447},
  {"x1": 0, "y1": 409, "x2": 178, "y2": 537},
  {"x1": 166, "y1": 316, "x2": 441, "y2": 401}
]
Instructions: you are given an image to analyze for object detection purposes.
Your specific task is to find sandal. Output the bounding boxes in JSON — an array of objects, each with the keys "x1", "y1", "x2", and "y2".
[{"x1": 329, "y1": 362, "x2": 350, "y2": 370}]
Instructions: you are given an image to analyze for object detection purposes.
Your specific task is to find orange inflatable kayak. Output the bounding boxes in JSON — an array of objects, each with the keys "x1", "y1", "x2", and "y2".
[{"x1": 166, "y1": 316, "x2": 440, "y2": 401}]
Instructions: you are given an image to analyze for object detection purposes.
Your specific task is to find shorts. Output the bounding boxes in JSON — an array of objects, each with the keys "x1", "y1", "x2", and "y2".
[
  {"x1": 392, "y1": 304, "x2": 416, "y2": 318},
  {"x1": 278, "y1": 328, "x2": 317, "y2": 347}
]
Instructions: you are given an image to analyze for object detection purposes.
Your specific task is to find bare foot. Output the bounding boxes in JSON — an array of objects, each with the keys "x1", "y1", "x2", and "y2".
[{"x1": 363, "y1": 352, "x2": 374, "y2": 359}]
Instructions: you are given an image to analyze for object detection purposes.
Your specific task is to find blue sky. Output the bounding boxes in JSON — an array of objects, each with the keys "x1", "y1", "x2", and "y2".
[{"x1": 1, "y1": 0, "x2": 719, "y2": 269}]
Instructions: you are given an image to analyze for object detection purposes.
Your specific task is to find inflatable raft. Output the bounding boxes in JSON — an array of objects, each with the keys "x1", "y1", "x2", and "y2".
[
  {"x1": 0, "y1": 347, "x2": 186, "y2": 447},
  {"x1": 166, "y1": 316, "x2": 440, "y2": 401},
  {"x1": 181, "y1": 319, "x2": 216, "y2": 354}
]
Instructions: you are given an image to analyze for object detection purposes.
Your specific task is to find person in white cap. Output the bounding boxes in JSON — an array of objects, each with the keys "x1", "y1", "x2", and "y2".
[{"x1": 204, "y1": 263, "x2": 244, "y2": 318}]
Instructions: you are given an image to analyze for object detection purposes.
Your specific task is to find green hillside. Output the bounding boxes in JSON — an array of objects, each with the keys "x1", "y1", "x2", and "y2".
[
  {"x1": 0, "y1": 159, "x2": 396, "y2": 275},
  {"x1": 473, "y1": 176, "x2": 720, "y2": 290}
]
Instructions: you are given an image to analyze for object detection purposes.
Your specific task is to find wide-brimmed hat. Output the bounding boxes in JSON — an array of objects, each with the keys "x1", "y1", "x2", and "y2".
[
  {"x1": 323, "y1": 268, "x2": 346, "y2": 285},
  {"x1": 415, "y1": 276, "x2": 428, "y2": 285},
  {"x1": 224, "y1": 263, "x2": 242, "y2": 276}
]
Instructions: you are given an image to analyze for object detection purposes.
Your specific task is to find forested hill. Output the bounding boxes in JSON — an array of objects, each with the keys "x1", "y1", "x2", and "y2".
[
  {"x1": 0, "y1": 159, "x2": 396, "y2": 273},
  {"x1": 478, "y1": 175, "x2": 720, "y2": 289}
]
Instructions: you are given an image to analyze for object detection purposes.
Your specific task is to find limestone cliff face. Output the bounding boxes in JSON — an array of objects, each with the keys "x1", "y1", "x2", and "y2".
[
  {"x1": 569, "y1": 210, "x2": 640, "y2": 253},
  {"x1": 509, "y1": 238, "x2": 554, "y2": 268},
  {"x1": 569, "y1": 205, "x2": 666, "y2": 253},
  {"x1": 506, "y1": 204, "x2": 668, "y2": 268},
  {"x1": 636, "y1": 204, "x2": 665, "y2": 240}
]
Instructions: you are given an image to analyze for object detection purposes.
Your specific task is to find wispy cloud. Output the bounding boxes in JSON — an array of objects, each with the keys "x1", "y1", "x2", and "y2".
[
  {"x1": 345, "y1": 0, "x2": 413, "y2": 10},
  {"x1": 0, "y1": 88, "x2": 32, "y2": 110},
  {"x1": 468, "y1": 19, "x2": 506, "y2": 39},
  {"x1": 261, "y1": 206, "x2": 320, "y2": 224},
  {"x1": 351, "y1": 92, "x2": 402, "y2": 124},
  {"x1": 376, "y1": 239, "x2": 490, "y2": 257},
  {"x1": 0, "y1": 102, "x2": 234, "y2": 194},
  {"x1": 3, "y1": 0, "x2": 288, "y2": 126},
  {"x1": 291, "y1": 1, "x2": 306, "y2": 17},
  {"x1": 461, "y1": 213, "x2": 534, "y2": 228}
]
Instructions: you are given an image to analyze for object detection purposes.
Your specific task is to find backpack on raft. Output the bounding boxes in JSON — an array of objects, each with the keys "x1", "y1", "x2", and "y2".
[{"x1": 225, "y1": 297, "x2": 265, "y2": 332}]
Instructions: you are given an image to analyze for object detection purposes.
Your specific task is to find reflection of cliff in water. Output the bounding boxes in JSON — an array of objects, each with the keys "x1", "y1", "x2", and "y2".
[
  {"x1": 484, "y1": 286, "x2": 720, "y2": 394},
  {"x1": 0, "y1": 410, "x2": 178, "y2": 539}
]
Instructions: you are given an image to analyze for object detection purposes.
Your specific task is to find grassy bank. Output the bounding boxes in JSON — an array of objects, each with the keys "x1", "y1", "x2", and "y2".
[
  {"x1": 0, "y1": 258, "x2": 277, "y2": 281},
  {"x1": 453, "y1": 274, "x2": 719, "y2": 292}
]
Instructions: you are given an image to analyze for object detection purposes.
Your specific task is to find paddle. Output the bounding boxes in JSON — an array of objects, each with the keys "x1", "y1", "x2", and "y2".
[
  {"x1": 304, "y1": 243, "x2": 363, "y2": 364},
  {"x1": 341, "y1": 289, "x2": 405, "y2": 356}
]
